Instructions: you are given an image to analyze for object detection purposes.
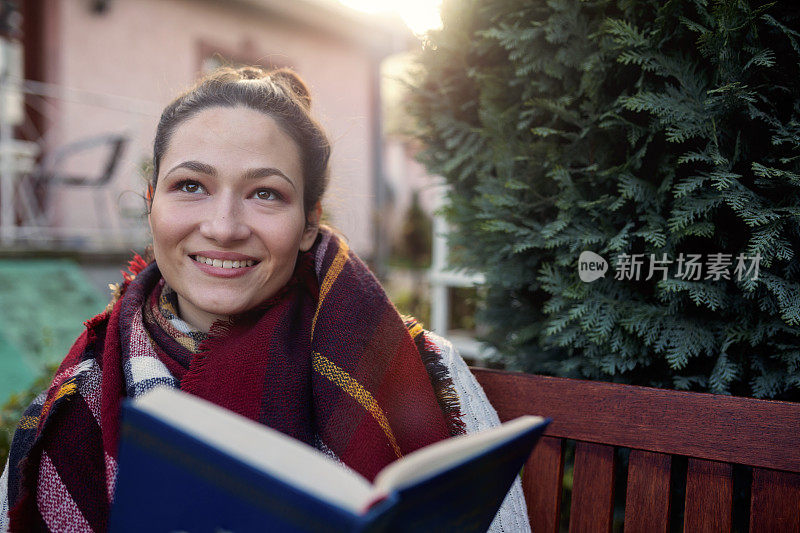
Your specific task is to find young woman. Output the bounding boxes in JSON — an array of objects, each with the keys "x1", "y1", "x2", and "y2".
[{"x1": 0, "y1": 67, "x2": 529, "y2": 532}]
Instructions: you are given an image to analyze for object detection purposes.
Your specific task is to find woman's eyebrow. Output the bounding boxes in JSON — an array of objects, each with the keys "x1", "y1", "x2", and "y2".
[
  {"x1": 164, "y1": 160, "x2": 216, "y2": 177},
  {"x1": 163, "y1": 162, "x2": 296, "y2": 192},
  {"x1": 243, "y1": 167, "x2": 298, "y2": 192}
]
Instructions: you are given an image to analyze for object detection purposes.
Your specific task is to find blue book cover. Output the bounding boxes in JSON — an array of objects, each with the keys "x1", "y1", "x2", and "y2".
[{"x1": 109, "y1": 387, "x2": 549, "y2": 532}]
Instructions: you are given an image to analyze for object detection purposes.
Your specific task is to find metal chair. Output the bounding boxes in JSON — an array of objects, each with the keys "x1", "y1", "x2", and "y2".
[{"x1": 28, "y1": 133, "x2": 128, "y2": 233}]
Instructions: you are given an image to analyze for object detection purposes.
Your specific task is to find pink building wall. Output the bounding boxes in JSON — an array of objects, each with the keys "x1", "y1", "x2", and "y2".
[{"x1": 35, "y1": 0, "x2": 401, "y2": 255}]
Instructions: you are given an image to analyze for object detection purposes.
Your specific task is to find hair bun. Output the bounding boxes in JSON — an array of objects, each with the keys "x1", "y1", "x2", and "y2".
[
  {"x1": 270, "y1": 68, "x2": 312, "y2": 109},
  {"x1": 236, "y1": 66, "x2": 266, "y2": 80}
]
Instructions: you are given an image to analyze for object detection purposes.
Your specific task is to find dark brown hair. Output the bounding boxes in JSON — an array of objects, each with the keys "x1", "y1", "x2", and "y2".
[{"x1": 151, "y1": 66, "x2": 330, "y2": 215}]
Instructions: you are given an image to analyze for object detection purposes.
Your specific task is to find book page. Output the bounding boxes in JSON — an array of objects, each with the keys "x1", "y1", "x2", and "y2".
[
  {"x1": 134, "y1": 387, "x2": 375, "y2": 514},
  {"x1": 372, "y1": 415, "x2": 546, "y2": 493}
]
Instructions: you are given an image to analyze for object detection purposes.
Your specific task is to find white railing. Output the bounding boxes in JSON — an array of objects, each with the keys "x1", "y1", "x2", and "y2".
[{"x1": 428, "y1": 183, "x2": 496, "y2": 364}]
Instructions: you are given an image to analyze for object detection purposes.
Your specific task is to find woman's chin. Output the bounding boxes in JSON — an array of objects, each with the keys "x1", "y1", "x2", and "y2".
[
  {"x1": 174, "y1": 280, "x2": 289, "y2": 329},
  {"x1": 177, "y1": 298, "x2": 256, "y2": 331},
  {"x1": 199, "y1": 303, "x2": 250, "y2": 321}
]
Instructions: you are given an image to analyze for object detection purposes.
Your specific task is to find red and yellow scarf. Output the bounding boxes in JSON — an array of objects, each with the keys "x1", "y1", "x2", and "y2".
[{"x1": 7, "y1": 228, "x2": 464, "y2": 531}]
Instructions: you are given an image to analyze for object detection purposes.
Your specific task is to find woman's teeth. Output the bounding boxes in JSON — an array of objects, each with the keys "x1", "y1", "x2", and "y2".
[{"x1": 193, "y1": 255, "x2": 255, "y2": 268}]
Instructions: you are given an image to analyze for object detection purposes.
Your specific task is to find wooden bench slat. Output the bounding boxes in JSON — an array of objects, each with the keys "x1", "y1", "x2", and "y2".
[
  {"x1": 569, "y1": 442, "x2": 615, "y2": 533},
  {"x1": 523, "y1": 436, "x2": 563, "y2": 533},
  {"x1": 471, "y1": 368, "x2": 800, "y2": 472},
  {"x1": 683, "y1": 458, "x2": 732, "y2": 533},
  {"x1": 624, "y1": 450, "x2": 671, "y2": 532},
  {"x1": 471, "y1": 367, "x2": 800, "y2": 531},
  {"x1": 749, "y1": 468, "x2": 800, "y2": 532}
]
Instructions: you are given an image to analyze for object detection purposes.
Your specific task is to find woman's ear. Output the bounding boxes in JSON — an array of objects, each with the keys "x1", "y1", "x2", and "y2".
[
  {"x1": 145, "y1": 183, "x2": 154, "y2": 213},
  {"x1": 300, "y1": 202, "x2": 322, "y2": 252},
  {"x1": 146, "y1": 183, "x2": 154, "y2": 234}
]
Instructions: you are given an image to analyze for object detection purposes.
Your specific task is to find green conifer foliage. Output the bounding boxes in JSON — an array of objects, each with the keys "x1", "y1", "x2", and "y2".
[{"x1": 409, "y1": 0, "x2": 800, "y2": 398}]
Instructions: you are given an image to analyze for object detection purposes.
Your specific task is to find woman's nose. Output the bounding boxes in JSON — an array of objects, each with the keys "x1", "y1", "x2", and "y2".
[{"x1": 198, "y1": 195, "x2": 250, "y2": 244}]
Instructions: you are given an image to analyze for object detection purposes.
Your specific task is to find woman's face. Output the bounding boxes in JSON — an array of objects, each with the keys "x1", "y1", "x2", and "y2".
[{"x1": 149, "y1": 106, "x2": 319, "y2": 332}]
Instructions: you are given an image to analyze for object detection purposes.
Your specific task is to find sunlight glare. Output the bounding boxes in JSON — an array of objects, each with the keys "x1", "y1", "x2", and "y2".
[{"x1": 337, "y1": 0, "x2": 443, "y2": 36}]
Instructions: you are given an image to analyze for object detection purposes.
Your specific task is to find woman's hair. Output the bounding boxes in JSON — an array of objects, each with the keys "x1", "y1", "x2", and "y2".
[{"x1": 151, "y1": 66, "x2": 330, "y2": 215}]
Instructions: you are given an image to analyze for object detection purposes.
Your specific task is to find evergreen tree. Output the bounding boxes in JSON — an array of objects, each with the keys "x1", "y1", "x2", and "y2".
[
  {"x1": 409, "y1": 0, "x2": 800, "y2": 399},
  {"x1": 392, "y1": 190, "x2": 433, "y2": 268}
]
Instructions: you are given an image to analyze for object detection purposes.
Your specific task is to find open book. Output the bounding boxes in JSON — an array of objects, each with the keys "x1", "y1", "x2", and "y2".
[{"x1": 109, "y1": 387, "x2": 549, "y2": 532}]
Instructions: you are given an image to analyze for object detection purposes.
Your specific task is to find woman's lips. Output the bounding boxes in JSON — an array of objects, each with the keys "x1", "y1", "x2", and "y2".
[
  {"x1": 190, "y1": 252, "x2": 260, "y2": 278},
  {"x1": 191, "y1": 250, "x2": 259, "y2": 262},
  {"x1": 193, "y1": 254, "x2": 256, "y2": 269}
]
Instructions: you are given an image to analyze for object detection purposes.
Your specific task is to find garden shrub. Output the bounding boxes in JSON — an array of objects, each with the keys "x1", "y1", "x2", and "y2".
[{"x1": 409, "y1": 0, "x2": 800, "y2": 398}]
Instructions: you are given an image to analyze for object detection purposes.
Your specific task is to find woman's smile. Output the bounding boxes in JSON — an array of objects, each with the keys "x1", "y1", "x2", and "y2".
[
  {"x1": 148, "y1": 106, "x2": 320, "y2": 332},
  {"x1": 191, "y1": 255, "x2": 257, "y2": 269},
  {"x1": 190, "y1": 250, "x2": 259, "y2": 269},
  {"x1": 189, "y1": 252, "x2": 259, "y2": 278}
]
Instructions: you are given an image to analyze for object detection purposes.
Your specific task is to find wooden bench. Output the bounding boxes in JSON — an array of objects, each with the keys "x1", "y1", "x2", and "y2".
[{"x1": 471, "y1": 368, "x2": 800, "y2": 532}]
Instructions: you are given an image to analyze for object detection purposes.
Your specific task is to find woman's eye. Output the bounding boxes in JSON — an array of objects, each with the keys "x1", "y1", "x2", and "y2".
[
  {"x1": 178, "y1": 180, "x2": 205, "y2": 194},
  {"x1": 253, "y1": 189, "x2": 279, "y2": 201}
]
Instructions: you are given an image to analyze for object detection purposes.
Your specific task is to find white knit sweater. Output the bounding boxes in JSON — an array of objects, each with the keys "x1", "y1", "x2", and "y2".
[
  {"x1": 427, "y1": 332, "x2": 531, "y2": 533},
  {"x1": 0, "y1": 455, "x2": 8, "y2": 532}
]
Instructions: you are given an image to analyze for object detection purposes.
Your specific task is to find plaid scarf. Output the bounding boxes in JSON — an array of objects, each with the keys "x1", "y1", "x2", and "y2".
[
  {"x1": 146, "y1": 282, "x2": 207, "y2": 354},
  {"x1": 7, "y1": 228, "x2": 464, "y2": 532}
]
